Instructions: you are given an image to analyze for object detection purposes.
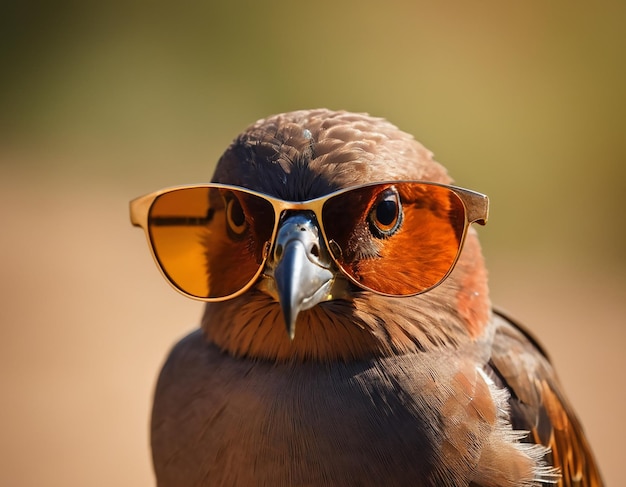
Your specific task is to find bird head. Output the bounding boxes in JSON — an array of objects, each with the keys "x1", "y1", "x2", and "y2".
[{"x1": 202, "y1": 109, "x2": 491, "y2": 362}]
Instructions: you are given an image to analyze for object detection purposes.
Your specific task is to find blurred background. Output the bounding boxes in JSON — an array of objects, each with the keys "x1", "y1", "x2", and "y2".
[{"x1": 1, "y1": 1, "x2": 624, "y2": 485}]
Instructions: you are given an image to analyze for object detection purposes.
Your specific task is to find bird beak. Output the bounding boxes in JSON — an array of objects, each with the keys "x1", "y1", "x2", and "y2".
[{"x1": 267, "y1": 213, "x2": 336, "y2": 339}]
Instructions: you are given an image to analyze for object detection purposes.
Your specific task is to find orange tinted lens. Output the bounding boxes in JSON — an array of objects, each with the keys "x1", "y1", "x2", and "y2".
[
  {"x1": 148, "y1": 187, "x2": 274, "y2": 299},
  {"x1": 322, "y1": 183, "x2": 466, "y2": 295}
]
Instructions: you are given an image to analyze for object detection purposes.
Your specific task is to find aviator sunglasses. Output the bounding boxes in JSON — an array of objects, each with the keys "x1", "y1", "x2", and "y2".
[{"x1": 130, "y1": 181, "x2": 489, "y2": 301}]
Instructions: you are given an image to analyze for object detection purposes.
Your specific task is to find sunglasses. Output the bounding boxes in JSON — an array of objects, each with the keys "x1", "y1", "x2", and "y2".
[{"x1": 130, "y1": 181, "x2": 488, "y2": 301}]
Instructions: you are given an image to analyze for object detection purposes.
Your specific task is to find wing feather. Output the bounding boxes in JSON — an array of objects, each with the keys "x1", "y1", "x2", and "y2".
[{"x1": 487, "y1": 309, "x2": 603, "y2": 487}]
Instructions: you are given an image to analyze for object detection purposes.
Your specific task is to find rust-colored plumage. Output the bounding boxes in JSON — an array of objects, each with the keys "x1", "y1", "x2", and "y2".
[{"x1": 148, "y1": 109, "x2": 603, "y2": 486}]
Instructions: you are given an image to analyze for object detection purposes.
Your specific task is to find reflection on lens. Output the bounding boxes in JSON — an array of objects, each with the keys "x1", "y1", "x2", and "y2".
[
  {"x1": 148, "y1": 187, "x2": 274, "y2": 299},
  {"x1": 322, "y1": 183, "x2": 467, "y2": 295}
]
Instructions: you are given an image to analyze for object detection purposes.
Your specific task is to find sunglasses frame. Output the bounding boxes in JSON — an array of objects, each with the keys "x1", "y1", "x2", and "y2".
[{"x1": 130, "y1": 181, "x2": 489, "y2": 301}]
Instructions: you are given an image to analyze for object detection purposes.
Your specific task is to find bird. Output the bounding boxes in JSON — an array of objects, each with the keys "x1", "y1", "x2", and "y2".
[{"x1": 132, "y1": 109, "x2": 603, "y2": 486}]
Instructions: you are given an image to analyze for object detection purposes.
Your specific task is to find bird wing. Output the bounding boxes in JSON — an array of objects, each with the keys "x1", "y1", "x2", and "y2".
[{"x1": 487, "y1": 309, "x2": 603, "y2": 487}]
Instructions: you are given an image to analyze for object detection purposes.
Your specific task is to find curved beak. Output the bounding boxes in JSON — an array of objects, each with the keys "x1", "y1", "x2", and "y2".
[{"x1": 266, "y1": 213, "x2": 336, "y2": 339}]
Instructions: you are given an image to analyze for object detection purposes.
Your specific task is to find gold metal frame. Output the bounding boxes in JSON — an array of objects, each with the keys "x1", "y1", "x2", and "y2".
[{"x1": 130, "y1": 181, "x2": 489, "y2": 301}]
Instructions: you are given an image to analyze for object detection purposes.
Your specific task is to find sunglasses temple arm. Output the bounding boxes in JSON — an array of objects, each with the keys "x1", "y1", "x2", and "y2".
[
  {"x1": 466, "y1": 195, "x2": 489, "y2": 225},
  {"x1": 129, "y1": 194, "x2": 156, "y2": 228}
]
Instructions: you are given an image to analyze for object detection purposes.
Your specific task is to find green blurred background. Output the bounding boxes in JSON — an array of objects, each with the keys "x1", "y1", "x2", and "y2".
[{"x1": 1, "y1": 1, "x2": 624, "y2": 485}]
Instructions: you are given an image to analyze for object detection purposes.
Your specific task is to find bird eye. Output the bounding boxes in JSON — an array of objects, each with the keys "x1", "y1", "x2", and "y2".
[
  {"x1": 225, "y1": 194, "x2": 247, "y2": 236},
  {"x1": 368, "y1": 188, "x2": 403, "y2": 238}
]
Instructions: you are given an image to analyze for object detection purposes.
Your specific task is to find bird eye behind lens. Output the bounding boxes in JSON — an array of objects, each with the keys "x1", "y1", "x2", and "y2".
[
  {"x1": 224, "y1": 193, "x2": 247, "y2": 237},
  {"x1": 368, "y1": 188, "x2": 403, "y2": 238}
]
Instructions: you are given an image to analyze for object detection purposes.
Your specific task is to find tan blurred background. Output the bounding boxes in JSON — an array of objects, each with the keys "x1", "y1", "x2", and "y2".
[{"x1": 1, "y1": 1, "x2": 624, "y2": 486}]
